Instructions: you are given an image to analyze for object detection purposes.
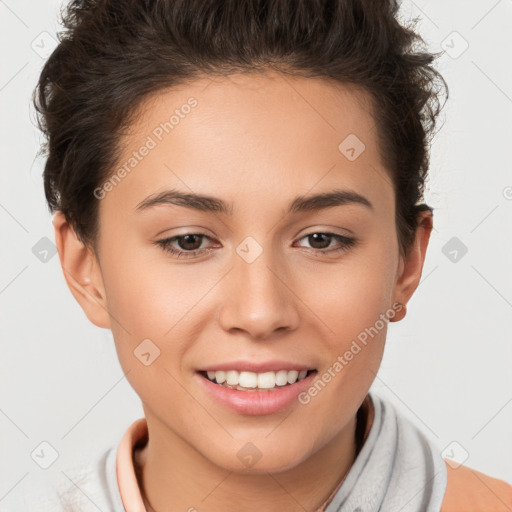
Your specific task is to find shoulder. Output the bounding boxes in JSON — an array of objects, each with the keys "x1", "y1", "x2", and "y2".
[
  {"x1": 369, "y1": 393, "x2": 511, "y2": 511},
  {"x1": 5, "y1": 447, "x2": 122, "y2": 512},
  {"x1": 441, "y1": 461, "x2": 512, "y2": 512}
]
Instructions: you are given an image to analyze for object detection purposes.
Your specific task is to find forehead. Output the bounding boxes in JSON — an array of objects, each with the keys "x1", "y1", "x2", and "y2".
[
  {"x1": 102, "y1": 71, "x2": 392, "y2": 218},
  {"x1": 138, "y1": 71, "x2": 378, "y2": 148}
]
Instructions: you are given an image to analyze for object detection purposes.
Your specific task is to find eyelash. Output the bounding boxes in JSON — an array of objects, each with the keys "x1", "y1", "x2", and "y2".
[{"x1": 155, "y1": 232, "x2": 356, "y2": 259}]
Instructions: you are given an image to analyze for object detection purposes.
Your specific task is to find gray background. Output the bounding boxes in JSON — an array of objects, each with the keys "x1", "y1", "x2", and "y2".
[{"x1": 1, "y1": 0, "x2": 511, "y2": 507}]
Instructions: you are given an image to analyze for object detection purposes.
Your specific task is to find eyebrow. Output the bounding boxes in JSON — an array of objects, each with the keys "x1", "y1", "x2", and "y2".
[{"x1": 135, "y1": 188, "x2": 373, "y2": 215}]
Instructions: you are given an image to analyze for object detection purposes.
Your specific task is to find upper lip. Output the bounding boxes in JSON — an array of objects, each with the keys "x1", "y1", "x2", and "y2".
[{"x1": 198, "y1": 361, "x2": 314, "y2": 373}]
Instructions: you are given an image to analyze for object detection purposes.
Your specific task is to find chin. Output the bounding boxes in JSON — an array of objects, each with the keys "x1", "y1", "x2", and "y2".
[{"x1": 203, "y1": 440, "x2": 311, "y2": 475}]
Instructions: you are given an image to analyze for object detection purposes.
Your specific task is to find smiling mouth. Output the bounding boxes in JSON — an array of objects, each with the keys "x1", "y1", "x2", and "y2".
[{"x1": 198, "y1": 369, "x2": 317, "y2": 391}]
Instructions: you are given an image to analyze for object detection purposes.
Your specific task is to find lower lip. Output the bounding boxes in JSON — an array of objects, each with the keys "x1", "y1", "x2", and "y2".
[{"x1": 196, "y1": 371, "x2": 317, "y2": 416}]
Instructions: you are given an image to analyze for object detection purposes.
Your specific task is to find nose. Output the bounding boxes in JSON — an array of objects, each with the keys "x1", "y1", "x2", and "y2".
[{"x1": 217, "y1": 248, "x2": 300, "y2": 340}]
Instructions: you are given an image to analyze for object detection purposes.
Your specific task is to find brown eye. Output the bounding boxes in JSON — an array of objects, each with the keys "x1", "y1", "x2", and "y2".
[
  {"x1": 306, "y1": 233, "x2": 332, "y2": 249},
  {"x1": 156, "y1": 233, "x2": 216, "y2": 259},
  {"x1": 295, "y1": 232, "x2": 356, "y2": 254},
  {"x1": 176, "y1": 234, "x2": 204, "y2": 251}
]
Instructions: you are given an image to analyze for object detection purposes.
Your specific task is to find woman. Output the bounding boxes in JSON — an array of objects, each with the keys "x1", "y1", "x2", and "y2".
[{"x1": 24, "y1": 0, "x2": 512, "y2": 510}]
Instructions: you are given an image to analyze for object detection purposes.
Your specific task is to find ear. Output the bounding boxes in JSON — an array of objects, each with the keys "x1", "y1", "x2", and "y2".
[
  {"x1": 392, "y1": 209, "x2": 433, "y2": 321},
  {"x1": 53, "y1": 212, "x2": 111, "y2": 329}
]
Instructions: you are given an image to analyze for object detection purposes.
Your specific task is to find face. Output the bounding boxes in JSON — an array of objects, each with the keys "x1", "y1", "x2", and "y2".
[{"x1": 59, "y1": 71, "x2": 424, "y2": 474}]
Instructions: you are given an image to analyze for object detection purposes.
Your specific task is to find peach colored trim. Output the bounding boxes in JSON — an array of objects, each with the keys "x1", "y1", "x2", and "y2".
[
  {"x1": 116, "y1": 418, "x2": 148, "y2": 512},
  {"x1": 441, "y1": 460, "x2": 512, "y2": 512}
]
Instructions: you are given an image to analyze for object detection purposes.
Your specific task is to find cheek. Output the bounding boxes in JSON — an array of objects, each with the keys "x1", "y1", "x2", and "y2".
[
  {"x1": 100, "y1": 240, "x2": 204, "y2": 334},
  {"x1": 306, "y1": 241, "x2": 397, "y2": 340},
  {"x1": 305, "y1": 235, "x2": 398, "y2": 392},
  {"x1": 100, "y1": 249, "x2": 199, "y2": 416}
]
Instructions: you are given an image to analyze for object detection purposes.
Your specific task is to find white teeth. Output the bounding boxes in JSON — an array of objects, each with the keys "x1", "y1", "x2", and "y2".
[
  {"x1": 287, "y1": 370, "x2": 299, "y2": 384},
  {"x1": 204, "y1": 369, "x2": 311, "y2": 390},
  {"x1": 226, "y1": 370, "x2": 239, "y2": 386},
  {"x1": 239, "y1": 371, "x2": 257, "y2": 388},
  {"x1": 257, "y1": 371, "x2": 275, "y2": 389},
  {"x1": 275, "y1": 370, "x2": 288, "y2": 386},
  {"x1": 215, "y1": 370, "x2": 226, "y2": 384}
]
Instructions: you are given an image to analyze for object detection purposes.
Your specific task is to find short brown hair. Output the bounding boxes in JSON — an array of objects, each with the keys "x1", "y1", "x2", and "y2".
[{"x1": 34, "y1": 0, "x2": 448, "y2": 256}]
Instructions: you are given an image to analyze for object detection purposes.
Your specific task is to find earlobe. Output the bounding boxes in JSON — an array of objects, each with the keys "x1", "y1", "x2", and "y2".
[
  {"x1": 391, "y1": 209, "x2": 434, "y2": 322},
  {"x1": 389, "y1": 302, "x2": 407, "y2": 323},
  {"x1": 52, "y1": 212, "x2": 111, "y2": 329}
]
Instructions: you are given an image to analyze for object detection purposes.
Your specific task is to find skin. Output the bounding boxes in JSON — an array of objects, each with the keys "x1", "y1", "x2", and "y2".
[{"x1": 53, "y1": 71, "x2": 433, "y2": 511}]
